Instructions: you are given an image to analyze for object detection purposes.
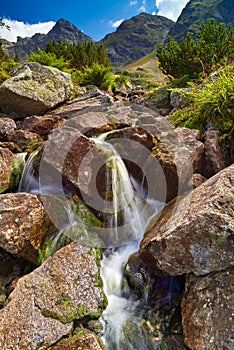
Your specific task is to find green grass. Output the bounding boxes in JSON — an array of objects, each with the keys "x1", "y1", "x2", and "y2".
[{"x1": 171, "y1": 63, "x2": 234, "y2": 136}]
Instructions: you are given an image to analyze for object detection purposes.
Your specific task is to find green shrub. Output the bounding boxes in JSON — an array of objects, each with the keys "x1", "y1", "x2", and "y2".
[
  {"x1": 0, "y1": 61, "x2": 20, "y2": 84},
  {"x1": 26, "y1": 49, "x2": 70, "y2": 72},
  {"x1": 73, "y1": 63, "x2": 117, "y2": 91},
  {"x1": 157, "y1": 19, "x2": 234, "y2": 83},
  {"x1": 171, "y1": 64, "x2": 234, "y2": 136}
]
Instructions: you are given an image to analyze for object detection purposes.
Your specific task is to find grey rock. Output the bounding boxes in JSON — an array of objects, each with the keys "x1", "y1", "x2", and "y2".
[{"x1": 0, "y1": 62, "x2": 73, "y2": 118}]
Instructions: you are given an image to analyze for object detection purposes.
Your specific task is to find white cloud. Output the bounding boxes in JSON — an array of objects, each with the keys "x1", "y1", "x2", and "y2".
[
  {"x1": 139, "y1": 0, "x2": 146, "y2": 12},
  {"x1": 130, "y1": 1, "x2": 137, "y2": 5},
  {"x1": 0, "y1": 18, "x2": 56, "y2": 42},
  {"x1": 155, "y1": 0, "x2": 189, "y2": 21},
  {"x1": 110, "y1": 19, "x2": 124, "y2": 28}
]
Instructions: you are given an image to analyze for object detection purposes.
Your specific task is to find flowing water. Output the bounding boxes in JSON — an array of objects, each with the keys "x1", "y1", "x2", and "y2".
[{"x1": 19, "y1": 137, "x2": 172, "y2": 349}]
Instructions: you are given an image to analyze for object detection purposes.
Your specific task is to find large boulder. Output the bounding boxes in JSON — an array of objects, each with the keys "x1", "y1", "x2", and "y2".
[
  {"x1": 182, "y1": 269, "x2": 234, "y2": 350},
  {"x1": 139, "y1": 164, "x2": 234, "y2": 276},
  {"x1": 41, "y1": 126, "x2": 108, "y2": 208},
  {"x1": 146, "y1": 127, "x2": 204, "y2": 202},
  {"x1": 0, "y1": 193, "x2": 55, "y2": 262},
  {"x1": 0, "y1": 242, "x2": 105, "y2": 350},
  {"x1": 0, "y1": 62, "x2": 73, "y2": 118},
  {"x1": 0, "y1": 147, "x2": 14, "y2": 193}
]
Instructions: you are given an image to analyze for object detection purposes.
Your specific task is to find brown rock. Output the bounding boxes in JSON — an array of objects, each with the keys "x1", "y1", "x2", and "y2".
[
  {"x1": 0, "y1": 193, "x2": 55, "y2": 262},
  {"x1": 22, "y1": 114, "x2": 65, "y2": 139},
  {"x1": 49, "y1": 332, "x2": 104, "y2": 349},
  {"x1": 148, "y1": 127, "x2": 204, "y2": 202},
  {"x1": 0, "y1": 242, "x2": 104, "y2": 349},
  {"x1": 7, "y1": 129, "x2": 43, "y2": 151},
  {"x1": 139, "y1": 164, "x2": 234, "y2": 276},
  {"x1": 182, "y1": 269, "x2": 234, "y2": 350},
  {"x1": 50, "y1": 86, "x2": 114, "y2": 118},
  {"x1": 173, "y1": 128, "x2": 204, "y2": 174},
  {"x1": 191, "y1": 173, "x2": 207, "y2": 189},
  {"x1": 65, "y1": 111, "x2": 115, "y2": 136},
  {"x1": 41, "y1": 126, "x2": 108, "y2": 208},
  {"x1": 0, "y1": 147, "x2": 14, "y2": 193},
  {"x1": 0, "y1": 116, "x2": 16, "y2": 141},
  {"x1": 203, "y1": 129, "x2": 226, "y2": 177}
]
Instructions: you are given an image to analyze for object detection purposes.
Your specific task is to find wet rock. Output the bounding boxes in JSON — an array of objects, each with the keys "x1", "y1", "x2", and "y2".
[
  {"x1": 22, "y1": 114, "x2": 65, "y2": 139},
  {"x1": 182, "y1": 269, "x2": 234, "y2": 350},
  {"x1": 41, "y1": 126, "x2": 108, "y2": 206},
  {"x1": 139, "y1": 164, "x2": 234, "y2": 276},
  {"x1": 0, "y1": 241, "x2": 105, "y2": 349},
  {"x1": 0, "y1": 62, "x2": 73, "y2": 118},
  {"x1": 7, "y1": 129, "x2": 43, "y2": 151},
  {"x1": 0, "y1": 116, "x2": 16, "y2": 141},
  {"x1": 48, "y1": 331, "x2": 104, "y2": 349},
  {"x1": 0, "y1": 147, "x2": 14, "y2": 193},
  {"x1": 0, "y1": 193, "x2": 55, "y2": 262}
]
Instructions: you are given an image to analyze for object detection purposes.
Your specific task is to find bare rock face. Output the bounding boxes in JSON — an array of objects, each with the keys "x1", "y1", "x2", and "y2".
[
  {"x1": 22, "y1": 114, "x2": 65, "y2": 139},
  {"x1": 182, "y1": 269, "x2": 234, "y2": 350},
  {"x1": 7, "y1": 129, "x2": 43, "y2": 151},
  {"x1": 203, "y1": 129, "x2": 226, "y2": 178},
  {"x1": 0, "y1": 116, "x2": 16, "y2": 141},
  {"x1": 139, "y1": 164, "x2": 234, "y2": 276},
  {"x1": 149, "y1": 127, "x2": 204, "y2": 202},
  {"x1": 0, "y1": 193, "x2": 55, "y2": 262},
  {"x1": 49, "y1": 86, "x2": 114, "y2": 118},
  {"x1": 64, "y1": 111, "x2": 117, "y2": 136},
  {"x1": 0, "y1": 147, "x2": 14, "y2": 193},
  {"x1": 41, "y1": 126, "x2": 108, "y2": 207},
  {"x1": 0, "y1": 62, "x2": 73, "y2": 118},
  {"x1": 0, "y1": 242, "x2": 104, "y2": 350}
]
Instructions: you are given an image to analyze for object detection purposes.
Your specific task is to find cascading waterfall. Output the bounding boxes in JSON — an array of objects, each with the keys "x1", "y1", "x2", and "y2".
[
  {"x1": 19, "y1": 135, "x2": 169, "y2": 349},
  {"x1": 95, "y1": 138, "x2": 163, "y2": 349}
]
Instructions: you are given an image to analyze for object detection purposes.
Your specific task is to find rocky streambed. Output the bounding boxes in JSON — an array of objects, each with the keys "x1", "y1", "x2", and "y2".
[{"x1": 0, "y1": 63, "x2": 233, "y2": 349}]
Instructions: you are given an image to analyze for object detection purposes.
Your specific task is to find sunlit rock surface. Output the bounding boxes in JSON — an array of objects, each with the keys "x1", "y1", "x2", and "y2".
[
  {"x1": 0, "y1": 63, "x2": 73, "y2": 118},
  {"x1": 139, "y1": 164, "x2": 234, "y2": 276},
  {"x1": 182, "y1": 268, "x2": 234, "y2": 350},
  {"x1": 0, "y1": 193, "x2": 55, "y2": 262},
  {"x1": 0, "y1": 242, "x2": 104, "y2": 349}
]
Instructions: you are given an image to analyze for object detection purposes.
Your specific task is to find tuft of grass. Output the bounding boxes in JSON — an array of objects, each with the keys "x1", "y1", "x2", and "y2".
[{"x1": 171, "y1": 64, "x2": 234, "y2": 136}]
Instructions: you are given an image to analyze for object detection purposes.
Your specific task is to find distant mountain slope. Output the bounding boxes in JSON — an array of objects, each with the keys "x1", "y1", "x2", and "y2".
[
  {"x1": 100, "y1": 13, "x2": 174, "y2": 65},
  {"x1": 6, "y1": 19, "x2": 93, "y2": 61},
  {"x1": 168, "y1": 0, "x2": 234, "y2": 42}
]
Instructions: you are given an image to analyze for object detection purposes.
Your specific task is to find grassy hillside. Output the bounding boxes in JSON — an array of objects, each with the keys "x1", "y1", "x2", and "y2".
[{"x1": 121, "y1": 51, "x2": 167, "y2": 88}]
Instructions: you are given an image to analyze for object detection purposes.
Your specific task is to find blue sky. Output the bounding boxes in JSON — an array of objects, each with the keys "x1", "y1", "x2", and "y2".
[{"x1": 0, "y1": 0, "x2": 189, "y2": 42}]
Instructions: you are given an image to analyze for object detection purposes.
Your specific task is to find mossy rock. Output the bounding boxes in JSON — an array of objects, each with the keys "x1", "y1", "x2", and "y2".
[{"x1": 145, "y1": 86, "x2": 173, "y2": 112}]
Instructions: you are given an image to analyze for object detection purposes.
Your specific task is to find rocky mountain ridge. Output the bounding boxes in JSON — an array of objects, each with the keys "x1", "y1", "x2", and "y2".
[
  {"x1": 2, "y1": 0, "x2": 234, "y2": 65},
  {"x1": 99, "y1": 13, "x2": 174, "y2": 65},
  {"x1": 168, "y1": 0, "x2": 234, "y2": 42},
  {"x1": 5, "y1": 18, "x2": 93, "y2": 61}
]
